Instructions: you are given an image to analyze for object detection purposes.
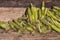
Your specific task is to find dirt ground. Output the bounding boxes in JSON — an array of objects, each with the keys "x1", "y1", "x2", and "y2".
[{"x1": 0, "y1": 0, "x2": 60, "y2": 40}]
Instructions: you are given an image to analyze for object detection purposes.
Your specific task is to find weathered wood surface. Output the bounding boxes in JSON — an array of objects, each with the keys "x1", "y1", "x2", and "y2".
[
  {"x1": 0, "y1": 8, "x2": 26, "y2": 22},
  {"x1": 0, "y1": 31, "x2": 60, "y2": 40}
]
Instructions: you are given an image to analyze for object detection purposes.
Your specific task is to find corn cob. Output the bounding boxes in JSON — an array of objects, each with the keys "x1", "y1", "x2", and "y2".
[
  {"x1": 13, "y1": 19, "x2": 27, "y2": 34},
  {"x1": 36, "y1": 20, "x2": 51, "y2": 34},
  {"x1": 27, "y1": 7, "x2": 34, "y2": 23},
  {"x1": 24, "y1": 22, "x2": 35, "y2": 34},
  {"x1": 53, "y1": 8, "x2": 60, "y2": 17},
  {"x1": 30, "y1": 3, "x2": 38, "y2": 23},
  {"x1": 41, "y1": 0, "x2": 46, "y2": 19},
  {"x1": 8, "y1": 21, "x2": 19, "y2": 31},
  {"x1": 38, "y1": 9, "x2": 41, "y2": 20},
  {"x1": 40, "y1": 19, "x2": 51, "y2": 32},
  {"x1": 51, "y1": 18, "x2": 60, "y2": 28},
  {"x1": 46, "y1": 17, "x2": 60, "y2": 33},
  {"x1": 53, "y1": 6, "x2": 60, "y2": 18},
  {"x1": 47, "y1": 8, "x2": 60, "y2": 22},
  {"x1": 0, "y1": 22, "x2": 10, "y2": 31},
  {"x1": 36, "y1": 20, "x2": 44, "y2": 33},
  {"x1": 12, "y1": 19, "x2": 22, "y2": 28},
  {"x1": 53, "y1": 6, "x2": 60, "y2": 11}
]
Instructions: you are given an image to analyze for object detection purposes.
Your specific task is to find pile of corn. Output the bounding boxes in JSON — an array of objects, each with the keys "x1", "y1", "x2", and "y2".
[{"x1": 0, "y1": 1, "x2": 60, "y2": 34}]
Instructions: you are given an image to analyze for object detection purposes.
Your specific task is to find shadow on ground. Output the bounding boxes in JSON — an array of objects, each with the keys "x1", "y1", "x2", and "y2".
[{"x1": 0, "y1": 0, "x2": 60, "y2": 8}]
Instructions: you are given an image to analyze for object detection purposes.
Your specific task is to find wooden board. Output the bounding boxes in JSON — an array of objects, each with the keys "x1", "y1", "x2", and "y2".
[{"x1": 0, "y1": 8, "x2": 26, "y2": 22}]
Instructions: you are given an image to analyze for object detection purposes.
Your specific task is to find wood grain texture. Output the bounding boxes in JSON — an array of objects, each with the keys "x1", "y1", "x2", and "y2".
[{"x1": 0, "y1": 8, "x2": 26, "y2": 22}]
